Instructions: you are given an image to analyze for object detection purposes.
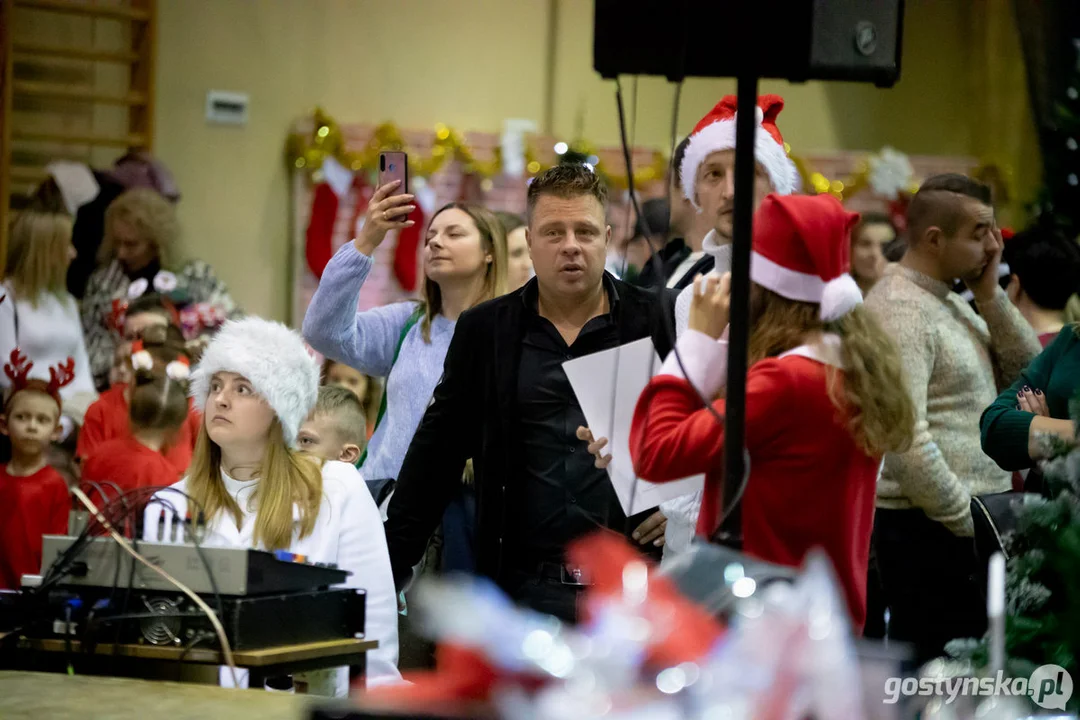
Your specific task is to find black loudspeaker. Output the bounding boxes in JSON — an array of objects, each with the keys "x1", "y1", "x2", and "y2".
[{"x1": 593, "y1": 0, "x2": 904, "y2": 87}]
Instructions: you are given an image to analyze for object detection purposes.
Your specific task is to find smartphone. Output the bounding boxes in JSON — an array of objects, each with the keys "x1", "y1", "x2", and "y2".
[{"x1": 378, "y1": 151, "x2": 408, "y2": 193}]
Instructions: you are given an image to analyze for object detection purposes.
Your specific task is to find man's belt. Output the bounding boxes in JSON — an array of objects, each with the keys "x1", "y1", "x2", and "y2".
[{"x1": 534, "y1": 560, "x2": 592, "y2": 587}]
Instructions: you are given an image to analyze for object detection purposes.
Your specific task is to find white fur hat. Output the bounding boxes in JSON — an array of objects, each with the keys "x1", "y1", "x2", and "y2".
[{"x1": 190, "y1": 317, "x2": 319, "y2": 448}]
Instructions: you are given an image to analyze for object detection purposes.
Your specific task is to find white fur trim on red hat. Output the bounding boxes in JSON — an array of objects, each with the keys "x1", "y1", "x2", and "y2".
[
  {"x1": 189, "y1": 317, "x2": 319, "y2": 448},
  {"x1": 750, "y1": 251, "x2": 825, "y2": 303},
  {"x1": 680, "y1": 119, "x2": 799, "y2": 210},
  {"x1": 820, "y1": 274, "x2": 864, "y2": 322},
  {"x1": 750, "y1": 252, "x2": 863, "y2": 321}
]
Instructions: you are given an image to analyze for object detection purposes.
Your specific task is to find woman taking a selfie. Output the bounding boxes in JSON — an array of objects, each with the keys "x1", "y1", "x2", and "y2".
[{"x1": 303, "y1": 180, "x2": 507, "y2": 502}]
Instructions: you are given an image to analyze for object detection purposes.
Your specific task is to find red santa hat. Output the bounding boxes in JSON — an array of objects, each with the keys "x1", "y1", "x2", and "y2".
[
  {"x1": 680, "y1": 94, "x2": 800, "y2": 209},
  {"x1": 751, "y1": 194, "x2": 863, "y2": 322}
]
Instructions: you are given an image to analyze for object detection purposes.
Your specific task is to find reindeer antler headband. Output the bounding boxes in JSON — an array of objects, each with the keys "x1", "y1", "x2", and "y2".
[
  {"x1": 105, "y1": 299, "x2": 128, "y2": 337},
  {"x1": 4, "y1": 349, "x2": 76, "y2": 409}
]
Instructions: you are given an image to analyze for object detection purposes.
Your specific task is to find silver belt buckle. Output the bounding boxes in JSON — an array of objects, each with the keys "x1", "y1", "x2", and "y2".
[{"x1": 560, "y1": 565, "x2": 590, "y2": 586}]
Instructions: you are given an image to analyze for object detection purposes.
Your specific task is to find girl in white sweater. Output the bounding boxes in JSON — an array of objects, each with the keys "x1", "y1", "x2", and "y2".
[
  {"x1": 1, "y1": 209, "x2": 96, "y2": 424},
  {"x1": 144, "y1": 317, "x2": 400, "y2": 693}
]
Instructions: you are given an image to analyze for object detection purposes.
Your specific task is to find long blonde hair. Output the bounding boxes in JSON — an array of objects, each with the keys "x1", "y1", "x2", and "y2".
[
  {"x1": 4, "y1": 209, "x2": 73, "y2": 304},
  {"x1": 186, "y1": 420, "x2": 323, "y2": 550},
  {"x1": 419, "y1": 203, "x2": 507, "y2": 342},
  {"x1": 100, "y1": 188, "x2": 180, "y2": 268},
  {"x1": 748, "y1": 287, "x2": 915, "y2": 456}
]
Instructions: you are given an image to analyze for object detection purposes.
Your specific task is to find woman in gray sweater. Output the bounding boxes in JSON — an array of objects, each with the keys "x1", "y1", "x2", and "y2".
[{"x1": 303, "y1": 180, "x2": 507, "y2": 495}]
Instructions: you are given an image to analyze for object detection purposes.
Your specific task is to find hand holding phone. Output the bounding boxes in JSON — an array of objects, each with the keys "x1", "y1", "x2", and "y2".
[
  {"x1": 378, "y1": 151, "x2": 408, "y2": 192},
  {"x1": 353, "y1": 152, "x2": 416, "y2": 256}
]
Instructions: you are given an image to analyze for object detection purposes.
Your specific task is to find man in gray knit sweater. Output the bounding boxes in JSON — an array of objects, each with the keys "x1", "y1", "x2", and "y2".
[{"x1": 864, "y1": 174, "x2": 1041, "y2": 661}]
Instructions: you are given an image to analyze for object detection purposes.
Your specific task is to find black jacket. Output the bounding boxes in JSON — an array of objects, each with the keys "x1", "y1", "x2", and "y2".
[
  {"x1": 671, "y1": 254, "x2": 715, "y2": 290},
  {"x1": 634, "y1": 239, "x2": 691, "y2": 289},
  {"x1": 384, "y1": 275, "x2": 677, "y2": 589}
]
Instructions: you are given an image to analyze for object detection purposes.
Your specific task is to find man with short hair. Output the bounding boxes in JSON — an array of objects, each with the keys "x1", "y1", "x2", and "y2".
[
  {"x1": 864, "y1": 174, "x2": 1041, "y2": 661},
  {"x1": 385, "y1": 164, "x2": 676, "y2": 621},
  {"x1": 661, "y1": 95, "x2": 801, "y2": 558},
  {"x1": 673, "y1": 94, "x2": 800, "y2": 334}
]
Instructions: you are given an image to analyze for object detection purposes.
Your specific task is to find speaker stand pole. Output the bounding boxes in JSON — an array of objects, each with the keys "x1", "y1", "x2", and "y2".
[{"x1": 719, "y1": 73, "x2": 758, "y2": 543}]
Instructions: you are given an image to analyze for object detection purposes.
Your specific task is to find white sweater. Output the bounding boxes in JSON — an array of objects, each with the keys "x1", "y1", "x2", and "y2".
[
  {"x1": 661, "y1": 239, "x2": 733, "y2": 564},
  {"x1": 0, "y1": 282, "x2": 95, "y2": 401},
  {"x1": 143, "y1": 460, "x2": 400, "y2": 693}
]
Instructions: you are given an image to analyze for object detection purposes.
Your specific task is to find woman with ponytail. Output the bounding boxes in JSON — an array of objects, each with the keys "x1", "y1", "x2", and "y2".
[
  {"x1": 629, "y1": 194, "x2": 915, "y2": 633},
  {"x1": 143, "y1": 317, "x2": 399, "y2": 693}
]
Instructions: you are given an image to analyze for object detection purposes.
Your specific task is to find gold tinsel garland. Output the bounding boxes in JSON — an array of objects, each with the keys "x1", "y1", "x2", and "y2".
[
  {"x1": 288, "y1": 109, "x2": 1003, "y2": 204},
  {"x1": 790, "y1": 145, "x2": 1006, "y2": 206},
  {"x1": 788, "y1": 146, "x2": 917, "y2": 203},
  {"x1": 286, "y1": 108, "x2": 668, "y2": 190}
]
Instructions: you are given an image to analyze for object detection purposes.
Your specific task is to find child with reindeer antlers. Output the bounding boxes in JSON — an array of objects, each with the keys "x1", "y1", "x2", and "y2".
[{"x1": 0, "y1": 349, "x2": 74, "y2": 590}]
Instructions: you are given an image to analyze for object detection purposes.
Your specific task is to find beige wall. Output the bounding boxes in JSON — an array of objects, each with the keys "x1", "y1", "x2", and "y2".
[{"x1": 152, "y1": 0, "x2": 1036, "y2": 322}]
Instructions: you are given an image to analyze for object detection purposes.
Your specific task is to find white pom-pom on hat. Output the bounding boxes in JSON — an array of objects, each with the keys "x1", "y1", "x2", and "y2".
[
  {"x1": 165, "y1": 359, "x2": 190, "y2": 381},
  {"x1": 131, "y1": 349, "x2": 153, "y2": 371},
  {"x1": 820, "y1": 274, "x2": 864, "y2": 322}
]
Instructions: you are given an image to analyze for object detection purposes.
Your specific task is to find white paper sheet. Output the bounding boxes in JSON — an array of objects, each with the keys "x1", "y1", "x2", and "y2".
[{"x1": 563, "y1": 338, "x2": 705, "y2": 516}]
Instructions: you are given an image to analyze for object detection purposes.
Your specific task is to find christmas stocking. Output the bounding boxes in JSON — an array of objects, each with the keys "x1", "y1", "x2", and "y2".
[
  {"x1": 393, "y1": 205, "x2": 425, "y2": 292},
  {"x1": 393, "y1": 183, "x2": 437, "y2": 292},
  {"x1": 305, "y1": 156, "x2": 362, "y2": 280},
  {"x1": 305, "y1": 183, "x2": 339, "y2": 279}
]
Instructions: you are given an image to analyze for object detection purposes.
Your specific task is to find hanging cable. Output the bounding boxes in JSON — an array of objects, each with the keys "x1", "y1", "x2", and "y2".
[
  {"x1": 69, "y1": 486, "x2": 240, "y2": 687},
  {"x1": 612, "y1": 65, "x2": 751, "y2": 534}
]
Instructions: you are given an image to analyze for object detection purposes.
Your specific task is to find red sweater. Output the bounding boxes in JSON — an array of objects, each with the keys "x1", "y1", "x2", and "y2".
[
  {"x1": 82, "y1": 435, "x2": 182, "y2": 494},
  {"x1": 0, "y1": 464, "x2": 70, "y2": 589},
  {"x1": 630, "y1": 354, "x2": 879, "y2": 632},
  {"x1": 76, "y1": 383, "x2": 201, "y2": 475}
]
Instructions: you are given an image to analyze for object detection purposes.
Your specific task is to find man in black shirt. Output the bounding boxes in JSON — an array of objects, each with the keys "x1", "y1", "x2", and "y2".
[
  {"x1": 515, "y1": 280, "x2": 623, "y2": 558},
  {"x1": 384, "y1": 164, "x2": 676, "y2": 621}
]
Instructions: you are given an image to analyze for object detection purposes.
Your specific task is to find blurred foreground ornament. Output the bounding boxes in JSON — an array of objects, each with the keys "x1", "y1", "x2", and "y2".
[{"x1": 361, "y1": 534, "x2": 871, "y2": 720}]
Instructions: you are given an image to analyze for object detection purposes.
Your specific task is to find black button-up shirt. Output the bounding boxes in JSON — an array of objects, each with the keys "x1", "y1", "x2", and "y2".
[{"x1": 507, "y1": 276, "x2": 627, "y2": 562}]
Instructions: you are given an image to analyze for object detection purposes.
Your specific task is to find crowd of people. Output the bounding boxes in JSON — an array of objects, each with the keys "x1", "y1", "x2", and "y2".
[{"x1": 2, "y1": 91, "x2": 1080, "y2": 696}]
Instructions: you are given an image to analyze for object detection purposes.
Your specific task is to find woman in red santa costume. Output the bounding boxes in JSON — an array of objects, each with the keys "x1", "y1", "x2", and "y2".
[{"x1": 629, "y1": 193, "x2": 916, "y2": 632}]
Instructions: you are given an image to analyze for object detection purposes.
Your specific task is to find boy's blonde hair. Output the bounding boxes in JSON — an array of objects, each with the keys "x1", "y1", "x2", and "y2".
[{"x1": 313, "y1": 385, "x2": 367, "y2": 448}]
